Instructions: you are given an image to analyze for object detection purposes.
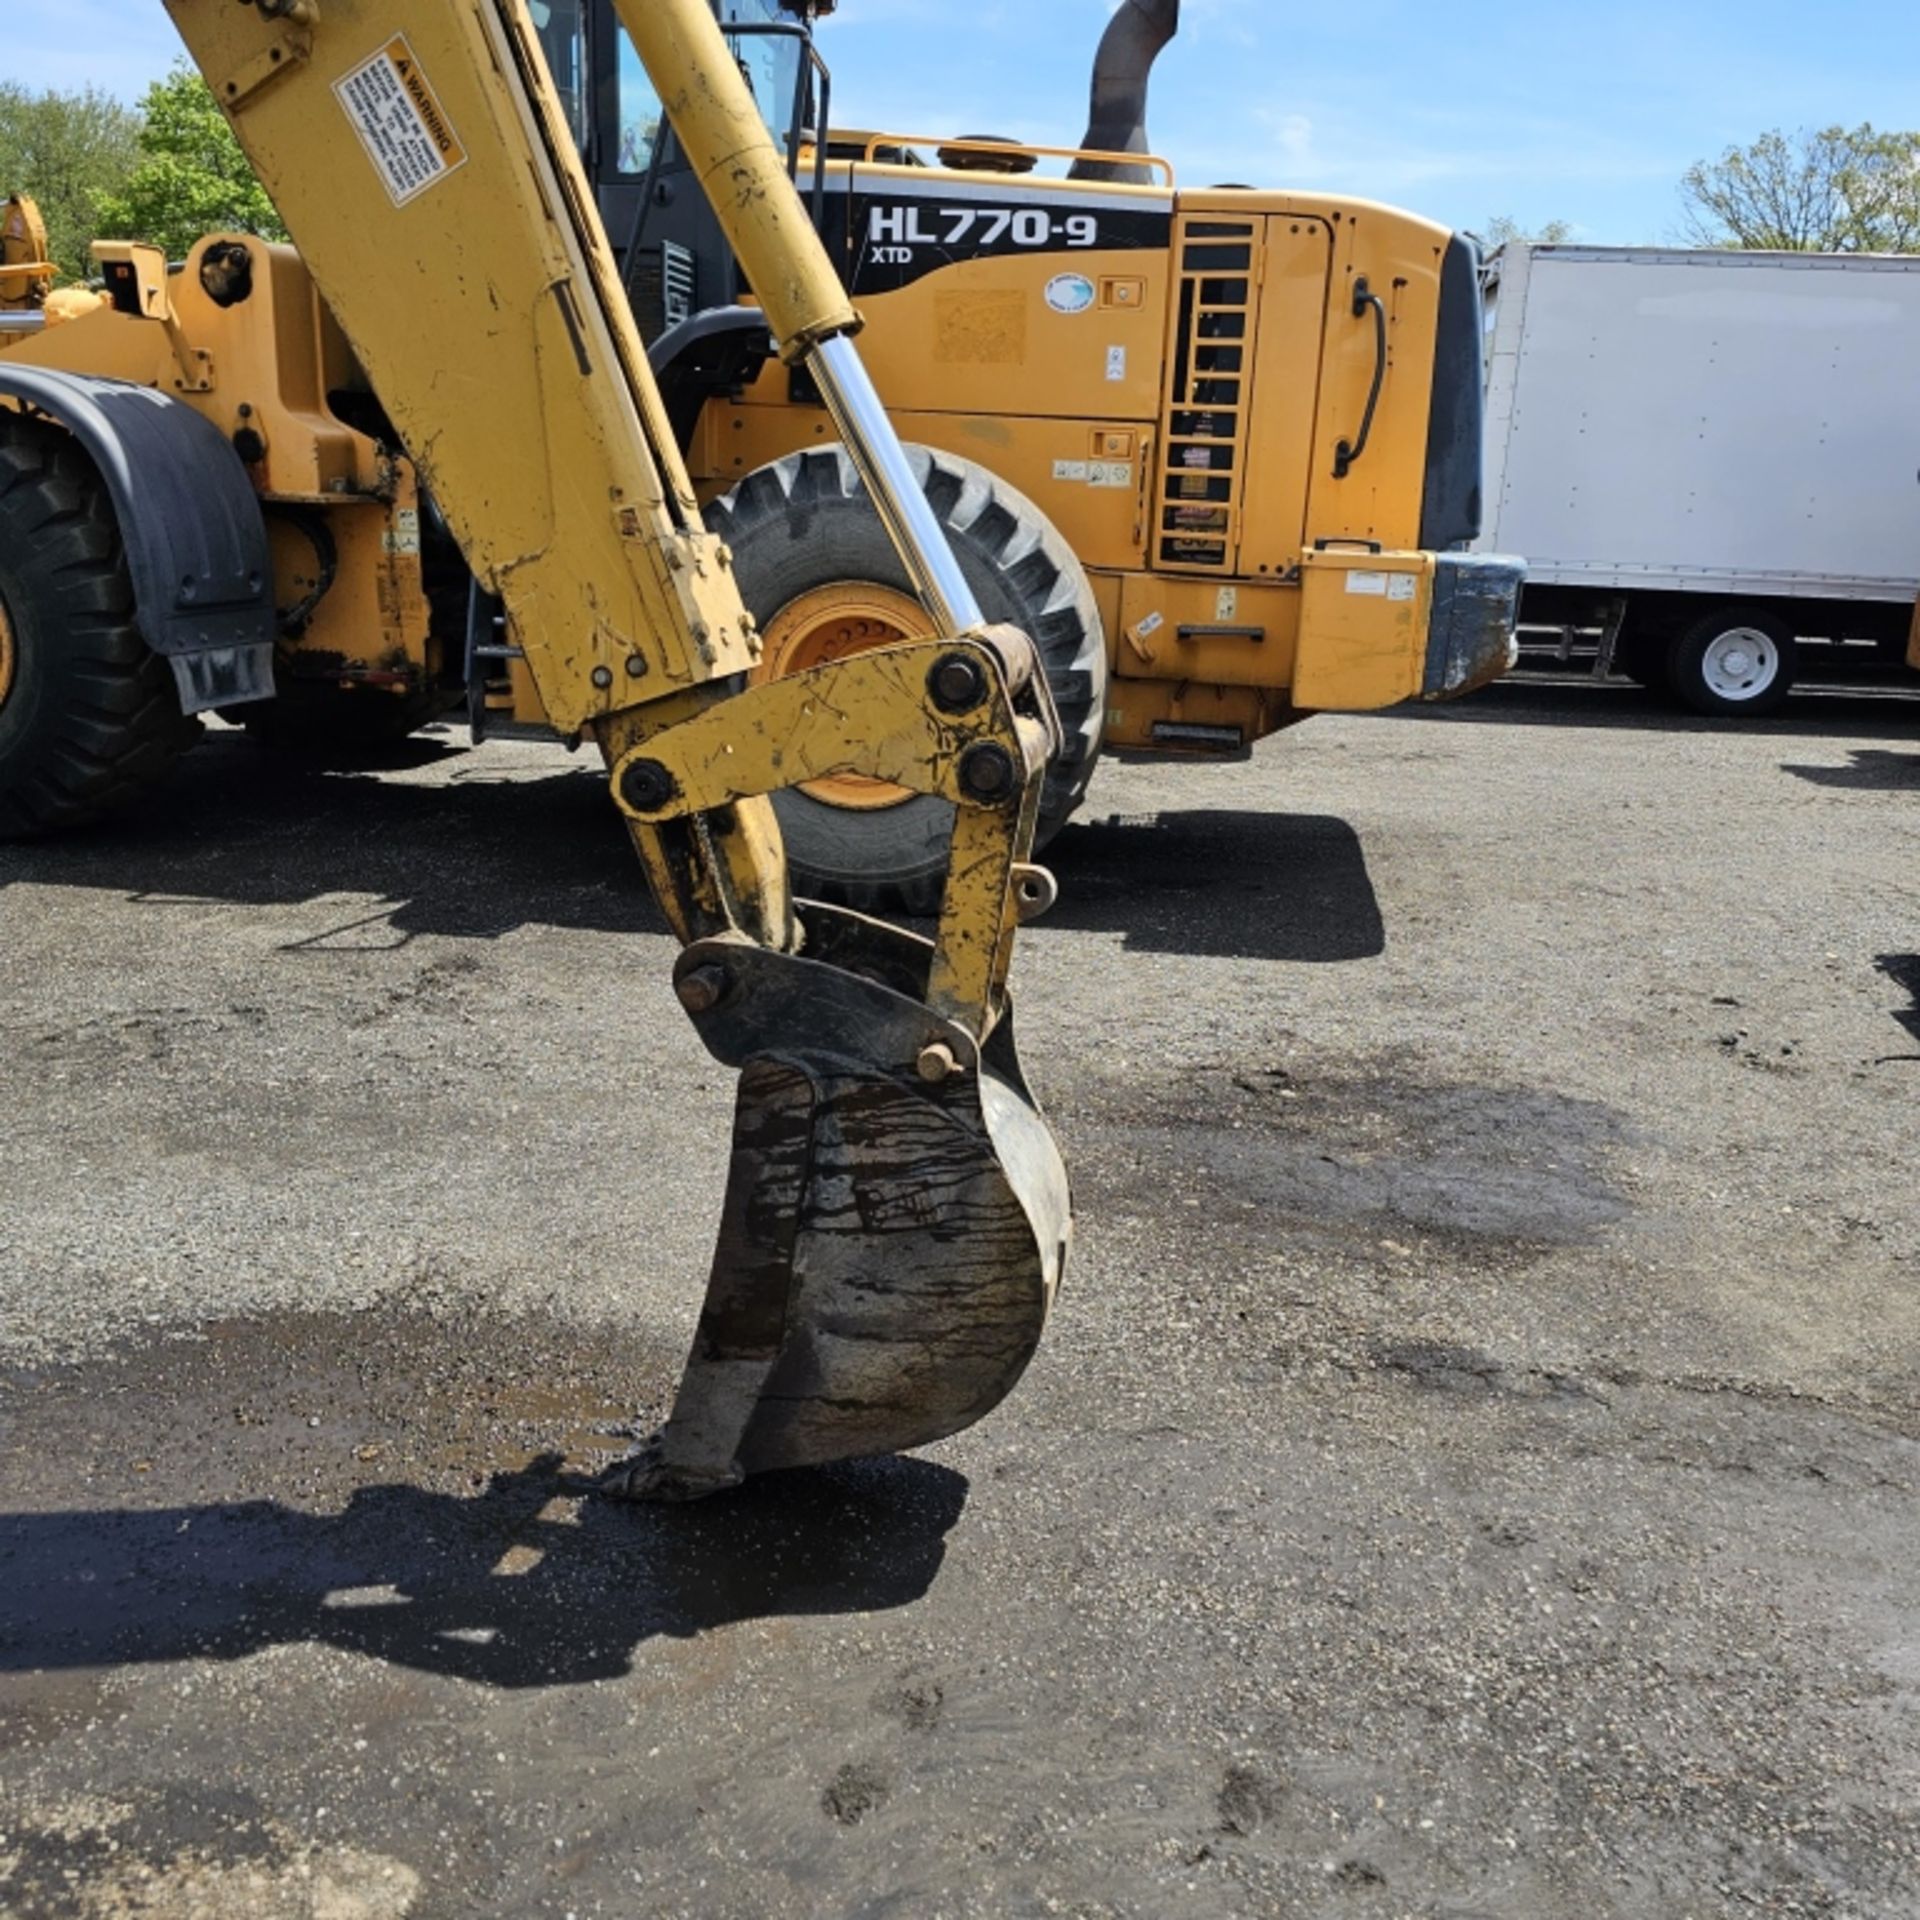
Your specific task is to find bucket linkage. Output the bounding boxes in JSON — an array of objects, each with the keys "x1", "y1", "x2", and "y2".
[{"x1": 604, "y1": 622, "x2": 1074, "y2": 1501}]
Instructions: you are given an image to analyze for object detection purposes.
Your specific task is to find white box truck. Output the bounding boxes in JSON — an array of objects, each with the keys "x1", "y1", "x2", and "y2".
[{"x1": 1477, "y1": 243, "x2": 1920, "y2": 715}]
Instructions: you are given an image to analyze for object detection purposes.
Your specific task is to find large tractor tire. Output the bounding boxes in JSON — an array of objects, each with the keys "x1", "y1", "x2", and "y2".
[
  {"x1": 705, "y1": 445, "x2": 1107, "y2": 911},
  {"x1": 0, "y1": 416, "x2": 199, "y2": 838}
]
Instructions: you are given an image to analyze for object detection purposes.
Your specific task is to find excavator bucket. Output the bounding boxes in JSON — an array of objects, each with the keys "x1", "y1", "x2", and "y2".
[{"x1": 607, "y1": 915, "x2": 1071, "y2": 1501}]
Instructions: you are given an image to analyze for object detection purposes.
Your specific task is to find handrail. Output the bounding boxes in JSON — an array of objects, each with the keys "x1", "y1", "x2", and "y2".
[
  {"x1": 1333, "y1": 277, "x2": 1388, "y2": 480},
  {"x1": 857, "y1": 133, "x2": 1175, "y2": 186}
]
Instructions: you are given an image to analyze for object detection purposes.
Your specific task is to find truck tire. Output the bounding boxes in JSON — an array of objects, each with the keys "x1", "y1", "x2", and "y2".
[
  {"x1": 705, "y1": 445, "x2": 1107, "y2": 911},
  {"x1": 1666, "y1": 606, "x2": 1797, "y2": 718},
  {"x1": 0, "y1": 416, "x2": 198, "y2": 837}
]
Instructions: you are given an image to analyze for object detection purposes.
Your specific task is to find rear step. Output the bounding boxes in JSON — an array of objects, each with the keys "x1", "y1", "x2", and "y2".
[{"x1": 464, "y1": 585, "x2": 523, "y2": 744}]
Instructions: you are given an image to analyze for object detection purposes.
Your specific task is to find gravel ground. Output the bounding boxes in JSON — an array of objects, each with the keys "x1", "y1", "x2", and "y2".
[{"x1": 1, "y1": 676, "x2": 1917, "y2": 1919}]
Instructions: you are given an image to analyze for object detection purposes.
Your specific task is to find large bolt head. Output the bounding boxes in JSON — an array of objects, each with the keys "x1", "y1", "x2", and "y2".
[
  {"x1": 959, "y1": 742, "x2": 1018, "y2": 804},
  {"x1": 620, "y1": 759, "x2": 678, "y2": 814},
  {"x1": 676, "y1": 964, "x2": 731, "y2": 1016},
  {"x1": 929, "y1": 652, "x2": 988, "y2": 713},
  {"x1": 916, "y1": 1042, "x2": 959, "y2": 1085}
]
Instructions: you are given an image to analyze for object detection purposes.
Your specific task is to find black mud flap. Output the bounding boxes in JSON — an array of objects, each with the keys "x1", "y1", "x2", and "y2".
[
  {"x1": 644, "y1": 305, "x2": 775, "y2": 454},
  {"x1": 0, "y1": 365, "x2": 275, "y2": 713},
  {"x1": 605, "y1": 913, "x2": 1071, "y2": 1501}
]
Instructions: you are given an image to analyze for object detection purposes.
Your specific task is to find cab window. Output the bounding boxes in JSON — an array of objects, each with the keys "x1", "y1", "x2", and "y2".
[
  {"x1": 528, "y1": 0, "x2": 589, "y2": 151},
  {"x1": 616, "y1": 31, "x2": 664, "y2": 177},
  {"x1": 722, "y1": 0, "x2": 803, "y2": 152},
  {"x1": 616, "y1": 2, "x2": 804, "y2": 180}
]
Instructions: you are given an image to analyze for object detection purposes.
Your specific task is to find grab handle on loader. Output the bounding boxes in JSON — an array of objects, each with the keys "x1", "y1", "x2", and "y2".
[{"x1": 1334, "y1": 276, "x2": 1389, "y2": 480}]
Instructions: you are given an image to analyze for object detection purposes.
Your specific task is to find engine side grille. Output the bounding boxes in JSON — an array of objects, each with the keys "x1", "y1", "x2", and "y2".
[{"x1": 630, "y1": 240, "x2": 697, "y2": 345}]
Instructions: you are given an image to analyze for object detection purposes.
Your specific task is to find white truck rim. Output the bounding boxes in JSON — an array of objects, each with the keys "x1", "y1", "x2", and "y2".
[{"x1": 1701, "y1": 628, "x2": 1780, "y2": 702}]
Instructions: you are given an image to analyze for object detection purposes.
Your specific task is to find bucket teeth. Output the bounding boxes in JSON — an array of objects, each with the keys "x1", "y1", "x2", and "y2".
[{"x1": 605, "y1": 935, "x2": 1070, "y2": 1502}]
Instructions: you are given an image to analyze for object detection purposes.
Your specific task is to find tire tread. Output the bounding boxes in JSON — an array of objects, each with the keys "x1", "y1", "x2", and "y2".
[
  {"x1": 706, "y1": 444, "x2": 1107, "y2": 909},
  {"x1": 0, "y1": 415, "x2": 199, "y2": 837}
]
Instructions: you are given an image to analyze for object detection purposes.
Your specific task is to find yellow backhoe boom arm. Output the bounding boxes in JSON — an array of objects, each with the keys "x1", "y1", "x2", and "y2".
[{"x1": 162, "y1": 0, "x2": 1071, "y2": 1498}]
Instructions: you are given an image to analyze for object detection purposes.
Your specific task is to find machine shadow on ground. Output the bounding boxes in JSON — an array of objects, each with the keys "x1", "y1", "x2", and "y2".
[
  {"x1": 1875, "y1": 955, "x2": 1920, "y2": 1060},
  {"x1": 0, "y1": 732, "x2": 1386, "y2": 966},
  {"x1": 0, "y1": 1454, "x2": 968, "y2": 1691},
  {"x1": 0, "y1": 730, "x2": 663, "y2": 942},
  {"x1": 1042, "y1": 809, "x2": 1385, "y2": 963},
  {"x1": 1781, "y1": 748, "x2": 1920, "y2": 790},
  {"x1": 1409, "y1": 675, "x2": 1920, "y2": 739}
]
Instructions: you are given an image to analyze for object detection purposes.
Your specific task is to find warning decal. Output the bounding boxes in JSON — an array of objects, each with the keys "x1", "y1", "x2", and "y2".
[{"x1": 333, "y1": 37, "x2": 467, "y2": 208}]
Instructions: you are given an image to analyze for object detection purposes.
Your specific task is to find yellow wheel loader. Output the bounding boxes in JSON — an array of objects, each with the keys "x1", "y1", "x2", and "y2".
[
  {"x1": 0, "y1": 0, "x2": 1519, "y2": 905},
  {"x1": 2, "y1": 0, "x2": 1071, "y2": 1500},
  {"x1": 596, "y1": 0, "x2": 1522, "y2": 903},
  {"x1": 1, "y1": 197, "x2": 55, "y2": 317}
]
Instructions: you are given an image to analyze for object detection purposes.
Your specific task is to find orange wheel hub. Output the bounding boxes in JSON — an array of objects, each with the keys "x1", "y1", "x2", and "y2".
[
  {"x1": 755, "y1": 581, "x2": 935, "y2": 811},
  {"x1": 0, "y1": 590, "x2": 17, "y2": 715}
]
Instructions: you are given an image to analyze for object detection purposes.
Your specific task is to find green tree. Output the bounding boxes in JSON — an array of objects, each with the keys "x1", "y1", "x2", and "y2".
[
  {"x1": 1479, "y1": 215, "x2": 1577, "y2": 250},
  {"x1": 0, "y1": 83, "x2": 142, "y2": 282},
  {"x1": 93, "y1": 63, "x2": 286, "y2": 263},
  {"x1": 1681, "y1": 125, "x2": 1920, "y2": 253}
]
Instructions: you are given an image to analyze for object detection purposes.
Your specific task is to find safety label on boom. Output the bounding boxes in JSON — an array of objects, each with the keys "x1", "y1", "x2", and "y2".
[{"x1": 333, "y1": 37, "x2": 468, "y2": 209}]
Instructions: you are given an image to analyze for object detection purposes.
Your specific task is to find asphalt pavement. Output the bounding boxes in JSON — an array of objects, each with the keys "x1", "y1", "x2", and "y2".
[{"x1": 2, "y1": 675, "x2": 1917, "y2": 1918}]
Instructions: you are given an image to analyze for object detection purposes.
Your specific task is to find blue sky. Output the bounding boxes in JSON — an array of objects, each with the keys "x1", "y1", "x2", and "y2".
[{"x1": 12, "y1": 0, "x2": 1917, "y2": 244}]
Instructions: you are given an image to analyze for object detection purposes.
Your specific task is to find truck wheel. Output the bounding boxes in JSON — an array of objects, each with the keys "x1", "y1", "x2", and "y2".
[
  {"x1": 1666, "y1": 607, "x2": 1797, "y2": 718},
  {"x1": 0, "y1": 417, "x2": 198, "y2": 837},
  {"x1": 706, "y1": 445, "x2": 1107, "y2": 910}
]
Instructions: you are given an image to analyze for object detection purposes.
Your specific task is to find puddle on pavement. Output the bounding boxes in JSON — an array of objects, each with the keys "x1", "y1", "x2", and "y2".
[
  {"x1": 0, "y1": 1309, "x2": 969, "y2": 1700},
  {"x1": 3, "y1": 1308, "x2": 660, "y2": 1506},
  {"x1": 1075, "y1": 1052, "x2": 1633, "y2": 1256}
]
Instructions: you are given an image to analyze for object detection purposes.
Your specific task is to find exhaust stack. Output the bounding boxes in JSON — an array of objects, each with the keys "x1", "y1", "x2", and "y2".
[{"x1": 1068, "y1": 0, "x2": 1179, "y2": 185}]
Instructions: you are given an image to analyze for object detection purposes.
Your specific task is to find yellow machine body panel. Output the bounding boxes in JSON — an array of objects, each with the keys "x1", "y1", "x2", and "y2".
[
  {"x1": 1294, "y1": 547, "x2": 1440, "y2": 709},
  {"x1": 684, "y1": 158, "x2": 1483, "y2": 752},
  {"x1": 2, "y1": 235, "x2": 432, "y2": 694},
  {"x1": 0, "y1": 196, "x2": 56, "y2": 311},
  {"x1": 706, "y1": 402, "x2": 1149, "y2": 578},
  {"x1": 850, "y1": 196, "x2": 1175, "y2": 428},
  {"x1": 5, "y1": 239, "x2": 364, "y2": 477}
]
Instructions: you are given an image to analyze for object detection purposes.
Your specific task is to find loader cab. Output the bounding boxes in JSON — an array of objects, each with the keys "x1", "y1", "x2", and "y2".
[
  {"x1": 605, "y1": 0, "x2": 829, "y2": 337},
  {"x1": 530, "y1": 0, "x2": 830, "y2": 338}
]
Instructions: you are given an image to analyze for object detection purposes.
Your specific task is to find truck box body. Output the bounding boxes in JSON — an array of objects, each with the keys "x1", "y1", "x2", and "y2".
[{"x1": 1477, "y1": 243, "x2": 1920, "y2": 710}]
